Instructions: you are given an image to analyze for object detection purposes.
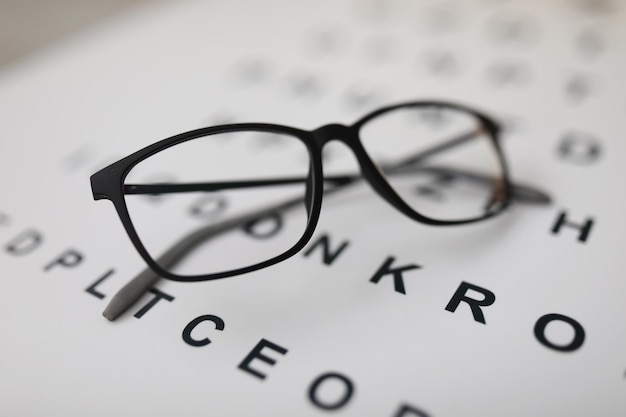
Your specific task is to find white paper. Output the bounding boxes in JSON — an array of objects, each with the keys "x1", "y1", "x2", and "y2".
[{"x1": 0, "y1": 0, "x2": 625, "y2": 416}]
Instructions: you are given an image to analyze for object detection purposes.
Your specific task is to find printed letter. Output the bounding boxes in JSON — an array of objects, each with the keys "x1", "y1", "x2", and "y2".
[
  {"x1": 551, "y1": 210, "x2": 594, "y2": 243},
  {"x1": 133, "y1": 288, "x2": 175, "y2": 318},
  {"x1": 303, "y1": 234, "x2": 350, "y2": 265},
  {"x1": 238, "y1": 339, "x2": 288, "y2": 380},
  {"x1": 393, "y1": 404, "x2": 430, "y2": 417},
  {"x1": 370, "y1": 256, "x2": 421, "y2": 294},
  {"x1": 445, "y1": 281, "x2": 496, "y2": 324},
  {"x1": 44, "y1": 249, "x2": 84, "y2": 271},
  {"x1": 308, "y1": 372, "x2": 354, "y2": 411},
  {"x1": 182, "y1": 315, "x2": 225, "y2": 347},
  {"x1": 5, "y1": 229, "x2": 42, "y2": 256},
  {"x1": 85, "y1": 269, "x2": 114, "y2": 299},
  {"x1": 243, "y1": 213, "x2": 283, "y2": 239},
  {"x1": 534, "y1": 313, "x2": 585, "y2": 352}
]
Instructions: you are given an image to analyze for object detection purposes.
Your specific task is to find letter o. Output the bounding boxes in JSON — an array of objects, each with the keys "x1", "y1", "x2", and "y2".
[
  {"x1": 189, "y1": 195, "x2": 228, "y2": 219},
  {"x1": 534, "y1": 313, "x2": 585, "y2": 352},
  {"x1": 558, "y1": 133, "x2": 601, "y2": 164},
  {"x1": 308, "y1": 372, "x2": 354, "y2": 411},
  {"x1": 242, "y1": 212, "x2": 283, "y2": 239}
]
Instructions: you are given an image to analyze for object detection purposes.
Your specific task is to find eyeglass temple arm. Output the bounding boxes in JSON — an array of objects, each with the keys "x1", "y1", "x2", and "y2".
[
  {"x1": 124, "y1": 168, "x2": 550, "y2": 203},
  {"x1": 391, "y1": 128, "x2": 480, "y2": 169},
  {"x1": 120, "y1": 127, "x2": 484, "y2": 196},
  {"x1": 121, "y1": 126, "x2": 526, "y2": 197},
  {"x1": 123, "y1": 176, "x2": 354, "y2": 195},
  {"x1": 121, "y1": 129, "x2": 481, "y2": 195},
  {"x1": 103, "y1": 132, "x2": 552, "y2": 321}
]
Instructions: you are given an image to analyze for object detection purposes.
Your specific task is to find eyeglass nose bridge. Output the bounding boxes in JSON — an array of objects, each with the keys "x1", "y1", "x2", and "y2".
[
  {"x1": 311, "y1": 123, "x2": 352, "y2": 146},
  {"x1": 311, "y1": 123, "x2": 425, "y2": 223}
]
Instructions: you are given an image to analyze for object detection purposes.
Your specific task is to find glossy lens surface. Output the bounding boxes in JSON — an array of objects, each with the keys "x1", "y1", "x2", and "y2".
[
  {"x1": 124, "y1": 130, "x2": 310, "y2": 277},
  {"x1": 359, "y1": 105, "x2": 506, "y2": 222}
]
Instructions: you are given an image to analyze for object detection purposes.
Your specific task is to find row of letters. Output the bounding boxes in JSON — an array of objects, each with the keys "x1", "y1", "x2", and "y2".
[{"x1": 0, "y1": 203, "x2": 601, "y2": 413}]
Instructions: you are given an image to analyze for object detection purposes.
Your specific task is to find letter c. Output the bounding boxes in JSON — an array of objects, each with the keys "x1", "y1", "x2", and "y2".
[{"x1": 182, "y1": 314, "x2": 225, "y2": 347}]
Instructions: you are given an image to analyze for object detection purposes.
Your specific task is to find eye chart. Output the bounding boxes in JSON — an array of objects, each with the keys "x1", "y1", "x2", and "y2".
[{"x1": 0, "y1": 0, "x2": 625, "y2": 416}]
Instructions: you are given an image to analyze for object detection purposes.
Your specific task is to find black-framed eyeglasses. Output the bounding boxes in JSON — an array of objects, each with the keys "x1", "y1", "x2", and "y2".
[{"x1": 91, "y1": 100, "x2": 536, "y2": 288}]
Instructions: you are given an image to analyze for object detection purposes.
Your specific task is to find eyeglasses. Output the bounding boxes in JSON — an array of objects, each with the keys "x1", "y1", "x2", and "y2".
[{"x1": 91, "y1": 100, "x2": 549, "y2": 318}]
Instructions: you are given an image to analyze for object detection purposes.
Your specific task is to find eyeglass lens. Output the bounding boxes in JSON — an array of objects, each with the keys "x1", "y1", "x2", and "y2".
[
  {"x1": 123, "y1": 130, "x2": 310, "y2": 276},
  {"x1": 360, "y1": 105, "x2": 505, "y2": 221}
]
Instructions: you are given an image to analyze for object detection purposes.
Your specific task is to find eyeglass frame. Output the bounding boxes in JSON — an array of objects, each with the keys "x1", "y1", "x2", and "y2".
[{"x1": 90, "y1": 100, "x2": 511, "y2": 283}]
